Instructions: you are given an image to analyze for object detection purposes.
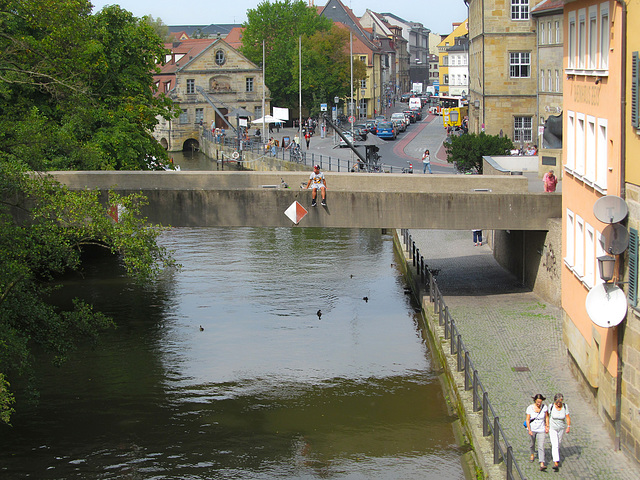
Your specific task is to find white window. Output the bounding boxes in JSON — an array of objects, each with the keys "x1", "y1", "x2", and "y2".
[
  {"x1": 511, "y1": 0, "x2": 529, "y2": 20},
  {"x1": 575, "y1": 215, "x2": 585, "y2": 277},
  {"x1": 215, "y1": 50, "x2": 226, "y2": 65},
  {"x1": 360, "y1": 79, "x2": 366, "y2": 88},
  {"x1": 540, "y1": 69, "x2": 545, "y2": 90},
  {"x1": 548, "y1": 22, "x2": 552, "y2": 42},
  {"x1": 555, "y1": 70, "x2": 560, "y2": 92},
  {"x1": 578, "y1": 10, "x2": 586, "y2": 69},
  {"x1": 540, "y1": 22, "x2": 545, "y2": 44},
  {"x1": 556, "y1": 21, "x2": 561, "y2": 43},
  {"x1": 195, "y1": 108, "x2": 204, "y2": 124},
  {"x1": 186, "y1": 78, "x2": 195, "y2": 94},
  {"x1": 566, "y1": 111, "x2": 576, "y2": 170},
  {"x1": 585, "y1": 223, "x2": 595, "y2": 288},
  {"x1": 254, "y1": 106, "x2": 262, "y2": 119},
  {"x1": 179, "y1": 109, "x2": 188, "y2": 124},
  {"x1": 548, "y1": 70, "x2": 552, "y2": 91},
  {"x1": 600, "y1": 3, "x2": 610, "y2": 70},
  {"x1": 568, "y1": 13, "x2": 576, "y2": 69},
  {"x1": 510, "y1": 52, "x2": 530, "y2": 77},
  {"x1": 596, "y1": 118, "x2": 608, "y2": 190},
  {"x1": 514, "y1": 116, "x2": 532, "y2": 142},
  {"x1": 576, "y1": 113, "x2": 585, "y2": 176},
  {"x1": 589, "y1": 7, "x2": 598, "y2": 70},
  {"x1": 246, "y1": 77, "x2": 254, "y2": 92},
  {"x1": 586, "y1": 116, "x2": 596, "y2": 182},
  {"x1": 566, "y1": 209, "x2": 575, "y2": 267}
]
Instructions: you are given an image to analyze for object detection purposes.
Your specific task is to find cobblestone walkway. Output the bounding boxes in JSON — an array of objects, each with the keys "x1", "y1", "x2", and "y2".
[{"x1": 409, "y1": 229, "x2": 638, "y2": 480}]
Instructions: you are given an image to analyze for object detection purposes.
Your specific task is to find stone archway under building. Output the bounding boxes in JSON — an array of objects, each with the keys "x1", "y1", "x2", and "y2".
[
  {"x1": 160, "y1": 138, "x2": 169, "y2": 150},
  {"x1": 183, "y1": 138, "x2": 200, "y2": 152}
]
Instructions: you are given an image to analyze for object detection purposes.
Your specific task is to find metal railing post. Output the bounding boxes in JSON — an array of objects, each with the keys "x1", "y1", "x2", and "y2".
[
  {"x1": 443, "y1": 306, "x2": 449, "y2": 337},
  {"x1": 464, "y1": 352, "x2": 470, "y2": 390},
  {"x1": 483, "y1": 393, "x2": 490, "y2": 436},
  {"x1": 456, "y1": 335, "x2": 462, "y2": 371},
  {"x1": 506, "y1": 446, "x2": 513, "y2": 480},
  {"x1": 473, "y1": 370, "x2": 480, "y2": 411}
]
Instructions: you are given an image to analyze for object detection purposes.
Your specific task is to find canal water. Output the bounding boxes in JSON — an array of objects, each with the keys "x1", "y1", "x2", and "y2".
[{"x1": 0, "y1": 228, "x2": 464, "y2": 479}]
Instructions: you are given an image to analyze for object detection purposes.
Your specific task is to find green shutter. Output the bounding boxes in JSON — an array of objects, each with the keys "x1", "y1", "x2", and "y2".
[
  {"x1": 632, "y1": 52, "x2": 640, "y2": 129},
  {"x1": 629, "y1": 228, "x2": 638, "y2": 307}
]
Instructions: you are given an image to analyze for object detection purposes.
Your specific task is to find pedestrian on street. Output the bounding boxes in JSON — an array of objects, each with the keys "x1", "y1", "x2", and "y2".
[
  {"x1": 472, "y1": 229, "x2": 482, "y2": 246},
  {"x1": 548, "y1": 393, "x2": 571, "y2": 471},
  {"x1": 543, "y1": 170, "x2": 558, "y2": 192},
  {"x1": 305, "y1": 130, "x2": 311, "y2": 149},
  {"x1": 305, "y1": 164, "x2": 327, "y2": 207},
  {"x1": 526, "y1": 393, "x2": 549, "y2": 471},
  {"x1": 422, "y1": 148, "x2": 432, "y2": 174}
]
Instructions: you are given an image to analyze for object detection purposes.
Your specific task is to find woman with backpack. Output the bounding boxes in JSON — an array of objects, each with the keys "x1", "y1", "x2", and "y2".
[{"x1": 548, "y1": 393, "x2": 571, "y2": 471}]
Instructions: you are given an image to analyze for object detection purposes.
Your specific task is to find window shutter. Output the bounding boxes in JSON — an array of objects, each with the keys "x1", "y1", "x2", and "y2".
[
  {"x1": 629, "y1": 228, "x2": 638, "y2": 307},
  {"x1": 632, "y1": 52, "x2": 639, "y2": 129}
]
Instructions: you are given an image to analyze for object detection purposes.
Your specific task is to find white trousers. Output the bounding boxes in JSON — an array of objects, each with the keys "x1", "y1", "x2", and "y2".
[{"x1": 549, "y1": 428, "x2": 565, "y2": 462}]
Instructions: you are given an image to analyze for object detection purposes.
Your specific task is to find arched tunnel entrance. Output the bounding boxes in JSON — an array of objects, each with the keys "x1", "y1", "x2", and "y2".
[{"x1": 183, "y1": 139, "x2": 200, "y2": 152}]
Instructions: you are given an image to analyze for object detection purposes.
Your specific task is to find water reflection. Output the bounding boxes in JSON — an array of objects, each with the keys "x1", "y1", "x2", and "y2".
[{"x1": 0, "y1": 228, "x2": 464, "y2": 479}]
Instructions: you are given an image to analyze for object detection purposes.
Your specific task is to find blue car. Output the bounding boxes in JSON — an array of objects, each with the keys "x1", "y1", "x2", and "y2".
[{"x1": 376, "y1": 121, "x2": 396, "y2": 140}]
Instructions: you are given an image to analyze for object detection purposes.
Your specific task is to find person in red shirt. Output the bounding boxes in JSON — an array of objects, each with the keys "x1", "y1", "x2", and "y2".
[
  {"x1": 543, "y1": 170, "x2": 558, "y2": 192},
  {"x1": 305, "y1": 130, "x2": 311, "y2": 149}
]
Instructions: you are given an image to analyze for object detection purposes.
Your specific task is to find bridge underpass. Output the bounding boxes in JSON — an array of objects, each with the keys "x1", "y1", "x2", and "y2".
[{"x1": 50, "y1": 171, "x2": 562, "y2": 230}]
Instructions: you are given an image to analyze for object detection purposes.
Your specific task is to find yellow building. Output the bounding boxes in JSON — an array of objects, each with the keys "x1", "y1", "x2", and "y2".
[
  {"x1": 562, "y1": 0, "x2": 635, "y2": 456},
  {"x1": 437, "y1": 21, "x2": 468, "y2": 96},
  {"x1": 467, "y1": 0, "x2": 542, "y2": 141},
  {"x1": 622, "y1": 0, "x2": 640, "y2": 459}
]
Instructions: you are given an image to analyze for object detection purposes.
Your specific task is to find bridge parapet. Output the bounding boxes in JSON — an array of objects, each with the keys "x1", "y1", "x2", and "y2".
[
  {"x1": 49, "y1": 171, "x2": 560, "y2": 230},
  {"x1": 50, "y1": 171, "x2": 528, "y2": 194}
]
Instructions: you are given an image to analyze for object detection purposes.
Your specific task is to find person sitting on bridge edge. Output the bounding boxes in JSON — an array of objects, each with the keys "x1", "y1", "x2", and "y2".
[{"x1": 306, "y1": 165, "x2": 327, "y2": 207}]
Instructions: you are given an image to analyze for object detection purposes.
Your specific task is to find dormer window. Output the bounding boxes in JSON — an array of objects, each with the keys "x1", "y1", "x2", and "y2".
[{"x1": 215, "y1": 50, "x2": 226, "y2": 65}]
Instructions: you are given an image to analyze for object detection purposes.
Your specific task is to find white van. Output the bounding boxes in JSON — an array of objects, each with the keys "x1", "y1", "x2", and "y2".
[{"x1": 408, "y1": 97, "x2": 422, "y2": 110}]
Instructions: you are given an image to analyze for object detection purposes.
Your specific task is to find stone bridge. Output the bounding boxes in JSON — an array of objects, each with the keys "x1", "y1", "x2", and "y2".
[{"x1": 50, "y1": 171, "x2": 561, "y2": 230}]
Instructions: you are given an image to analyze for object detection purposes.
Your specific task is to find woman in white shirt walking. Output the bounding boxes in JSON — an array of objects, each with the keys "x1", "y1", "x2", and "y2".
[
  {"x1": 525, "y1": 393, "x2": 549, "y2": 471},
  {"x1": 548, "y1": 393, "x2": 571, "y2": 471}
]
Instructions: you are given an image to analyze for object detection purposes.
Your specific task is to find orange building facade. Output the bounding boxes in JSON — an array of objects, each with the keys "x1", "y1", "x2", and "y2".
[{"x1": 562, "y1": 0, "x2": 623, "y2": 435}]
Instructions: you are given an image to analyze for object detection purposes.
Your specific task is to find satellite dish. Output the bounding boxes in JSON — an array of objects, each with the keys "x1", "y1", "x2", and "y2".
[
  {"x1": 585, "y1": 283, "x2": 627, "y2": 328},
  {"x1": 603, "y1": 224, "x2": 629, "y2": 255},
  {"x1": 593, "y1": 195, "x2": 628, "y2": 224}
]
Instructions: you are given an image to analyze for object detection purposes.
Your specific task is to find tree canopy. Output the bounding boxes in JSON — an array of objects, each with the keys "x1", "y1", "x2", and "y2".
[
  {"x1": 444, "y1": 133, "x2": 514, "y2": 174},
  {"x1": 0, "y1": 0, "x2": 178, "y2": 171},
  {"x1": 240, "y1": 0, "x2": 365, "y2": 115},
  {"x1": 0, "y1": 0, "x2": 178, "y2": 424},
  {"x1": 0, "y1": 162, "x2": 176, "y2": 424}
]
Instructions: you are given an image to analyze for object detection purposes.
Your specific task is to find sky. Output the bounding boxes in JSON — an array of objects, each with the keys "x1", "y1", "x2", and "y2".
[{"x1": 89, "y1": 0, "x2": 468, "y2": 35}]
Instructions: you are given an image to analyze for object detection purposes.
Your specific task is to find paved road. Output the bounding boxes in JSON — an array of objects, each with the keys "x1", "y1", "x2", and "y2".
[{"x1": 406, "y1": 229, "x2": 639, "y2": 479}]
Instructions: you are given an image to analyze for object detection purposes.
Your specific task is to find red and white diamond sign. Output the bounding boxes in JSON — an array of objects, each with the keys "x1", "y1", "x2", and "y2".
[{"x1": 284, "y1": 201, "x2": 308, "y2": 224}]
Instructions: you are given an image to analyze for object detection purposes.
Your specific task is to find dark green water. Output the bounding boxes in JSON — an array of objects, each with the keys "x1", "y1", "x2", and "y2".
[{"x1": 0, "y1": 228, "x2": 464, "y2": 479}]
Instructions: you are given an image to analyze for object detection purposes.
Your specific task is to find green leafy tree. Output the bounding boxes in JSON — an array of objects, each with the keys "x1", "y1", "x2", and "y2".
[
  {"x1": 0, "y1": 161, "x2": 176, "y2": 424},
  {"x1": 300, "y1": 26, "x2": 367, "y2": 117},
  {"x1": 444, "y1": 133, "x2": 514, "y2": 174},
  {"x1": 142, "y1": 14, "x2": 172, "y2": 42},
  {"x1": 241, "y1": 0, "x2": 362, "y2": 112},
  {"x1": 0, "y1": 1, "x2": 178, "y2": 171}
]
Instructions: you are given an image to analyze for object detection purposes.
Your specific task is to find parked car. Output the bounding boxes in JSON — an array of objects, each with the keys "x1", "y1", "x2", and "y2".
[
  {"x1": 390, "y1": 112, "x2": 407, "y2": 132},
  {"x1": 338, "y1": 131, "x2": 356, "y2": 147},
  {"x1": 376, "y1": 121, "x2": 396, "y2": 140}
]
